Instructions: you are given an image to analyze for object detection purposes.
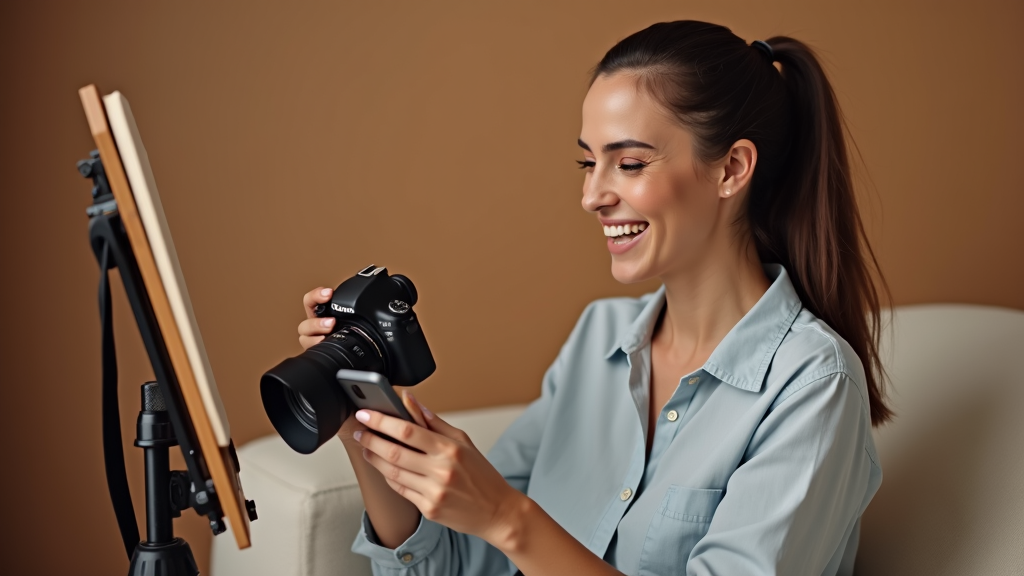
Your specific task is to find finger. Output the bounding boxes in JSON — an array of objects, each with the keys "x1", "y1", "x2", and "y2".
[
  {"x1": 360, "y1": 446, "x2": 434, "y2": 493},
  {"x1": 356, "y1": 409, "x2": 435, "y2": 452},
  {"x1": 380, "y1": 475, "x2": 433, "y2": 514},
  {"x1": 416, "y1": 401, "x2": 472, "y2": 445},
  {"x1": 298, "y1": 316, "x2": 336, "y2": 337},
  {"x1": 303, "y1": 287, "x2": 334, "y2": 319},
  {"x1": 298, "y1": 335, "x2": 325, "y2": 350},
  {"x1": 401, "y1": 390, "x2": 428, "y2": 428},
  {"x1": 355, "y1": 427, "x2": 431, "y2": 473}
]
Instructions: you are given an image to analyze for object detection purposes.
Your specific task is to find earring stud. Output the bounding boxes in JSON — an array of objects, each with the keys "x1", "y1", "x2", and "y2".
[{"x1": 725, "y1": 189, "x2": 731, "y2": 196}]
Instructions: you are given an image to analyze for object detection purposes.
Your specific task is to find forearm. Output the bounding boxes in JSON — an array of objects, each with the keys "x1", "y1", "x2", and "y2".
[
  {"x1": 342, "y1": 438, "x2": 422, "y2": 548},
  {"x1": 489, "y1": 493, "x2": 625, "y2": 576}
]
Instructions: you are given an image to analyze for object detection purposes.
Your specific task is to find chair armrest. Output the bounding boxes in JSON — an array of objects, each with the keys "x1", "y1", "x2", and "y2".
[{"x1": 210, "y1": 404, "x2": 527, "y2": 576}]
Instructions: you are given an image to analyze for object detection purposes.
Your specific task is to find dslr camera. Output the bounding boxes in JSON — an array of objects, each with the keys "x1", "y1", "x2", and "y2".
[{"x1": 261, "y1": 265, "x2": 436, "y2": 454}]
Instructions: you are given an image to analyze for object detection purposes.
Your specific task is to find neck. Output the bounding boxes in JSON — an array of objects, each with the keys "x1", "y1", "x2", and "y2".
[{"x1": 654, "y1": 238, "x2": 770, "y2": 360}]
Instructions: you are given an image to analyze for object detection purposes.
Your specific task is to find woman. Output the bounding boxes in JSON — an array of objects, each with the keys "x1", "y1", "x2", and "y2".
[{"x1": 297, "y1": 20, "x2": 890, "y2": 576}]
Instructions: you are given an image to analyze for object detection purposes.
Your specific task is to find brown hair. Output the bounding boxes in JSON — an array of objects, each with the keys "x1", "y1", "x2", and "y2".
[{"x1": 594, "y1": 21, "x2": 893, "y2": 425}]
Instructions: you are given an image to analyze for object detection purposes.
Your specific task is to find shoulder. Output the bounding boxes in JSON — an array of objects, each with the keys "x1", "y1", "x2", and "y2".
[{"x1": 769, "y1": 308, "x2": 870, "y2": 412}]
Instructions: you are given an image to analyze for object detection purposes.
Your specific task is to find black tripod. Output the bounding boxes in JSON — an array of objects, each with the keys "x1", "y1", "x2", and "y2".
[
  {"x1": 79, "y1": 150, "x2": 255, "y2": 576},
  {"x1": 130, "y1": 381, "x2": 198, "y2": 576}
]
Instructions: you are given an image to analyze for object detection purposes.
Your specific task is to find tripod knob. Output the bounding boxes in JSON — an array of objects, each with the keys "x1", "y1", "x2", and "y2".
[{"x1": 246, "y1": 499, "x2": 258, "y2": 522}]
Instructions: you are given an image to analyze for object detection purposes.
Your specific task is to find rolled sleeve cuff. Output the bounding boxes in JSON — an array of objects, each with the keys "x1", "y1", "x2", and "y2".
[{"x1": 351, "y1": 511, "x2": 446, "y2": 569}]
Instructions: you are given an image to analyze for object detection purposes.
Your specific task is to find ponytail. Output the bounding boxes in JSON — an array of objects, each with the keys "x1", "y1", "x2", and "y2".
[
  {"x1": 595, "y1": 22, "x2": 893, "y2": 425},
  {"x1": 757, "y1": 37, "x2": 893, "y2": 425}
]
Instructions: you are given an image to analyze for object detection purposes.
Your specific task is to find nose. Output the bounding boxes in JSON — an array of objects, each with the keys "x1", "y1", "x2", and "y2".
[{"x1": 581, "y1": 168, "x2": 619, "y2": 214}]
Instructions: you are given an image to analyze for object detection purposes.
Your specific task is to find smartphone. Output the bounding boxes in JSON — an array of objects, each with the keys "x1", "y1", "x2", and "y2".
[{"x1": 336, "y1": 369, "x2": 414, "y2": 422}]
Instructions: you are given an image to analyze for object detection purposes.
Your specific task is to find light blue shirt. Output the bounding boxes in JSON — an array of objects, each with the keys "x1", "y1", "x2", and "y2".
[{"x1": 352, "y1": 265, "x2": 882, "y2": 575}]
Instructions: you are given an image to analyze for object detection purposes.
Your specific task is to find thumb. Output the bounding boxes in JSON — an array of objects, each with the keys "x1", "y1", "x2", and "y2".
[{"x1": 415, "y1": 398, "x2": 464, "y2": 441}]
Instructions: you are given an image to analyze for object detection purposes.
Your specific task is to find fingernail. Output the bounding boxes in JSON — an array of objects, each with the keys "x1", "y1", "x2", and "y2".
[
  {"x1": 416, "y1": 399, "x2": 434, "y2": 419},
  {"x1": 321, "y1": 288, "x2": 332, "y2": 296},
  {"x1": 355, "y1": 410, "x2": 370, "y2": 423},
  {"x1": 321, "y1": 318, "x2": 335, "y2": 328},
  {"x1": 352, "y1": 430, "x2": 362, "y2": 441}
]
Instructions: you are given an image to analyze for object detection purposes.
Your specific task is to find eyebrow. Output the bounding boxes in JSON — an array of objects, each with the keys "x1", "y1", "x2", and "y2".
[{"x1": 577, "y1": 138, "x2": 656, "y2": 153}]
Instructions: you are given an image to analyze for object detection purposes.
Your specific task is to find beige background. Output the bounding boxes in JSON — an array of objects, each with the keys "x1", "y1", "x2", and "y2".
[{"x1": 0, "y1": 1, "x2": 1021, "y2": 574}]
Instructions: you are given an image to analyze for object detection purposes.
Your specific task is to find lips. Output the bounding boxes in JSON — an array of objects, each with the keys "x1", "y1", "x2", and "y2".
[{"x1": 601, "y1": 220, "x2": 649, "y2": 254}]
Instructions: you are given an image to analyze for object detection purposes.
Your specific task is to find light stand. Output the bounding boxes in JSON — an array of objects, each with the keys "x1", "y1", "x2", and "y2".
[{"x1": 129, "y1": 381, "x2": 198, "y2": 576}]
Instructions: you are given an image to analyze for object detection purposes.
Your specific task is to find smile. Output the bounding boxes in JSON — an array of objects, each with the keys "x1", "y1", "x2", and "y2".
[{"x1": 603, "y1": 222, "x2": 647, "y2": 245}]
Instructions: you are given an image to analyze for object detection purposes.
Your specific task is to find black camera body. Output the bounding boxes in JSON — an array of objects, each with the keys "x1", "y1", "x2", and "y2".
[
  {"x1": 314, "y1": 264, "x2": 435, "y2": 387},
  {"x1": 260, "y1": 265, "x2": 435, "y2": 454}
]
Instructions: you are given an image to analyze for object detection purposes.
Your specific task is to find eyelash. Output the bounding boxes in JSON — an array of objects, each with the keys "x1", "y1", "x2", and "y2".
[{"x1": 576, "y1": 160, "x2": 647, "y2": 171}]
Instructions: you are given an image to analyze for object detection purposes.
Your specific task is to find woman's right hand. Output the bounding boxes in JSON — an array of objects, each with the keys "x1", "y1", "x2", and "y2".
[{"x1": 298, "y1": 286, "x2": 336, "y2": 350}]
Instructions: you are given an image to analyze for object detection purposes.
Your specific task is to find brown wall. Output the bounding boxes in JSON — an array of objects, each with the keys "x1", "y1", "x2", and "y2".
[{"x1": 1, "y1": 1, "x2": 1021, "y2": 574}]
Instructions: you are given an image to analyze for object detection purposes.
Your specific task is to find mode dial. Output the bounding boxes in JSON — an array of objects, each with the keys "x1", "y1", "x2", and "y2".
[{"x1": 390, "y1": 274, "x2": 418, "y2": 306}]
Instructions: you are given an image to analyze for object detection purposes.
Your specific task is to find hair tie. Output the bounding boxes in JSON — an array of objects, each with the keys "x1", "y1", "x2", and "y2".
[{"x1": 751, "y1": 40, "x2": 774, "y2": 62}]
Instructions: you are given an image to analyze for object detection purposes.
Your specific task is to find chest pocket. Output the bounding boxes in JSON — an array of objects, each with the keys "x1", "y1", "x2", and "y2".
[{"x1": 638, "y1": 485, "x2": 723, "y2": 576}]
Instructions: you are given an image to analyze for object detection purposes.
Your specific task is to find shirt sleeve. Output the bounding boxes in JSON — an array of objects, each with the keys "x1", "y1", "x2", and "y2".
[
  {"x1": 350, "y1": 334, "x2": 565, "y2": 575},
  {"x1": 687, "y1": 373, "x2": 881, "y2": 576}
]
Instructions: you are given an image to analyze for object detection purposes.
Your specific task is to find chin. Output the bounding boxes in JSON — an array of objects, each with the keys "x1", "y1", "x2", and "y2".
[{"x1": 610, "y1": 259, "x2": 655, "y2": 285}]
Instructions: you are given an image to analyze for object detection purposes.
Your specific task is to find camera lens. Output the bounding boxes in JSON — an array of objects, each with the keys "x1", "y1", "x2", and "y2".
[
  {"x1": 284, "y1": 388, "x2": 318, "y2": 433},
  {"x1": 260, "y1": 325, "x2": 385, "y2": 454},
  {"x1": 350, "y1": 385, "x2": 366, "y2": 400}
]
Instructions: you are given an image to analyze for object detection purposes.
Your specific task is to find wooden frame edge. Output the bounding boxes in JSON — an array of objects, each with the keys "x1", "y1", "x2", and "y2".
[{"x1": 78, "y1": 84, "x2": 251, "y2": 548}]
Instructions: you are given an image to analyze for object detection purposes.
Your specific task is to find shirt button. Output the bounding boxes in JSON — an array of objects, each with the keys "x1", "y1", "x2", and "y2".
[
  {"x1": 401, "y1": 553, "x2": 414, "y2": 563},
  {"x1": 666, "y1": 410, "x2": 679, "y2": 422},
  {"x1": 620, "y1": 488, "x2": 632, "y2": 501},
  {"x1": 688, "y1": 376, "x2": 700, "y2": 385}
]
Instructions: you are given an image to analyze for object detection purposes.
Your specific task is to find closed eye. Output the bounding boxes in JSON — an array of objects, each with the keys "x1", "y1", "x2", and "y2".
[{"x1": 576, "y1": 160, "x2": 596, "y2": 169}]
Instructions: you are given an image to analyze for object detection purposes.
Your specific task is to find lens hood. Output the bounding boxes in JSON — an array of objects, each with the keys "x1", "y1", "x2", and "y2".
[{"x1": 260, "y1": 354, "x2": 351, "y2": 454}]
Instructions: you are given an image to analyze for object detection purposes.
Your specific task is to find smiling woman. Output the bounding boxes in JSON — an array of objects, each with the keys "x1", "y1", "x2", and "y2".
[{"x1": 299, "y1": 19, "x2": 890, "y2": 576}]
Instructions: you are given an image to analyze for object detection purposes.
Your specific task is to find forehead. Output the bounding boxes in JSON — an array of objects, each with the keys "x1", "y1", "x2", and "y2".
[{"x1": 581, "y1": 72, "x2": 686, "y2": 149}]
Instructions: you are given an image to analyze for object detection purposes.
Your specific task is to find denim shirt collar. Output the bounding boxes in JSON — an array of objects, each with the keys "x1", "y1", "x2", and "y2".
[{"x1": 604, "y1": 264, "x2": 803, "y2": 393}]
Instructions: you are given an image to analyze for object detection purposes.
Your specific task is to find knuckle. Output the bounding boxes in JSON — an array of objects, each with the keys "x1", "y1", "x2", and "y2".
[
  {"x1": 439, "y1": 468, "x2": 455, "y2": 486},
  {"x1": 386, "y1": 464, "x2": 401, "y2": 482},
  {"x1": 385, "y1": 445, "x2": 403, "y2": 464},
  {"x1": 422, "y1": 502, "x2": 440, "y2": 519},
  {"x1": 398, "y1": 423, "x2": 415, "y2": 441}
]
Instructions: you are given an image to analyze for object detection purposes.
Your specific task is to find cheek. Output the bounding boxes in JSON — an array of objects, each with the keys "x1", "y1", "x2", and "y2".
[{"x1": 627, "y1": 174, "x2": 699, "y2": 226}]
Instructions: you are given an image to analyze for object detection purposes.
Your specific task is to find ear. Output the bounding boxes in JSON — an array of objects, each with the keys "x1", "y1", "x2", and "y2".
[{"x1": 719, "y1": 139, "x2": 758, "y2": 199}]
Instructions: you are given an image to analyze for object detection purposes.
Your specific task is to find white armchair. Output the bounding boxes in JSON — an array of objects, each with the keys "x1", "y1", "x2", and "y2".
[{"x1": 212, "y1": 305, "x2": 1024, "y2": 576}]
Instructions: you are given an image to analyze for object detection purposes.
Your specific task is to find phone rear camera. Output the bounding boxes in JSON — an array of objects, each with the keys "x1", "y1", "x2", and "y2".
[{"x1": 351, "y1": 384, "x2": 366, "y2": 400}]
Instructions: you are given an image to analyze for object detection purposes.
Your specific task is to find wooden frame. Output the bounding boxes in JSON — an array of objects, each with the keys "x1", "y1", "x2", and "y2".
[{"x1": 79, "y1": 84, "x2": 251, "y2": 548}]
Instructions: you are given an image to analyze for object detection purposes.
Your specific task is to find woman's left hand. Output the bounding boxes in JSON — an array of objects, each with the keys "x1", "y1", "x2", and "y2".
[{"x1": 352, "y1": 399, "x2": 523, "y2": 544}]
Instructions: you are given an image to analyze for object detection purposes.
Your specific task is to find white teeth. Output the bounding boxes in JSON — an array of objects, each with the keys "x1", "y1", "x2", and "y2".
[{"x1": 603, "y1": 223, "x2": 649, "y2": 237}]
